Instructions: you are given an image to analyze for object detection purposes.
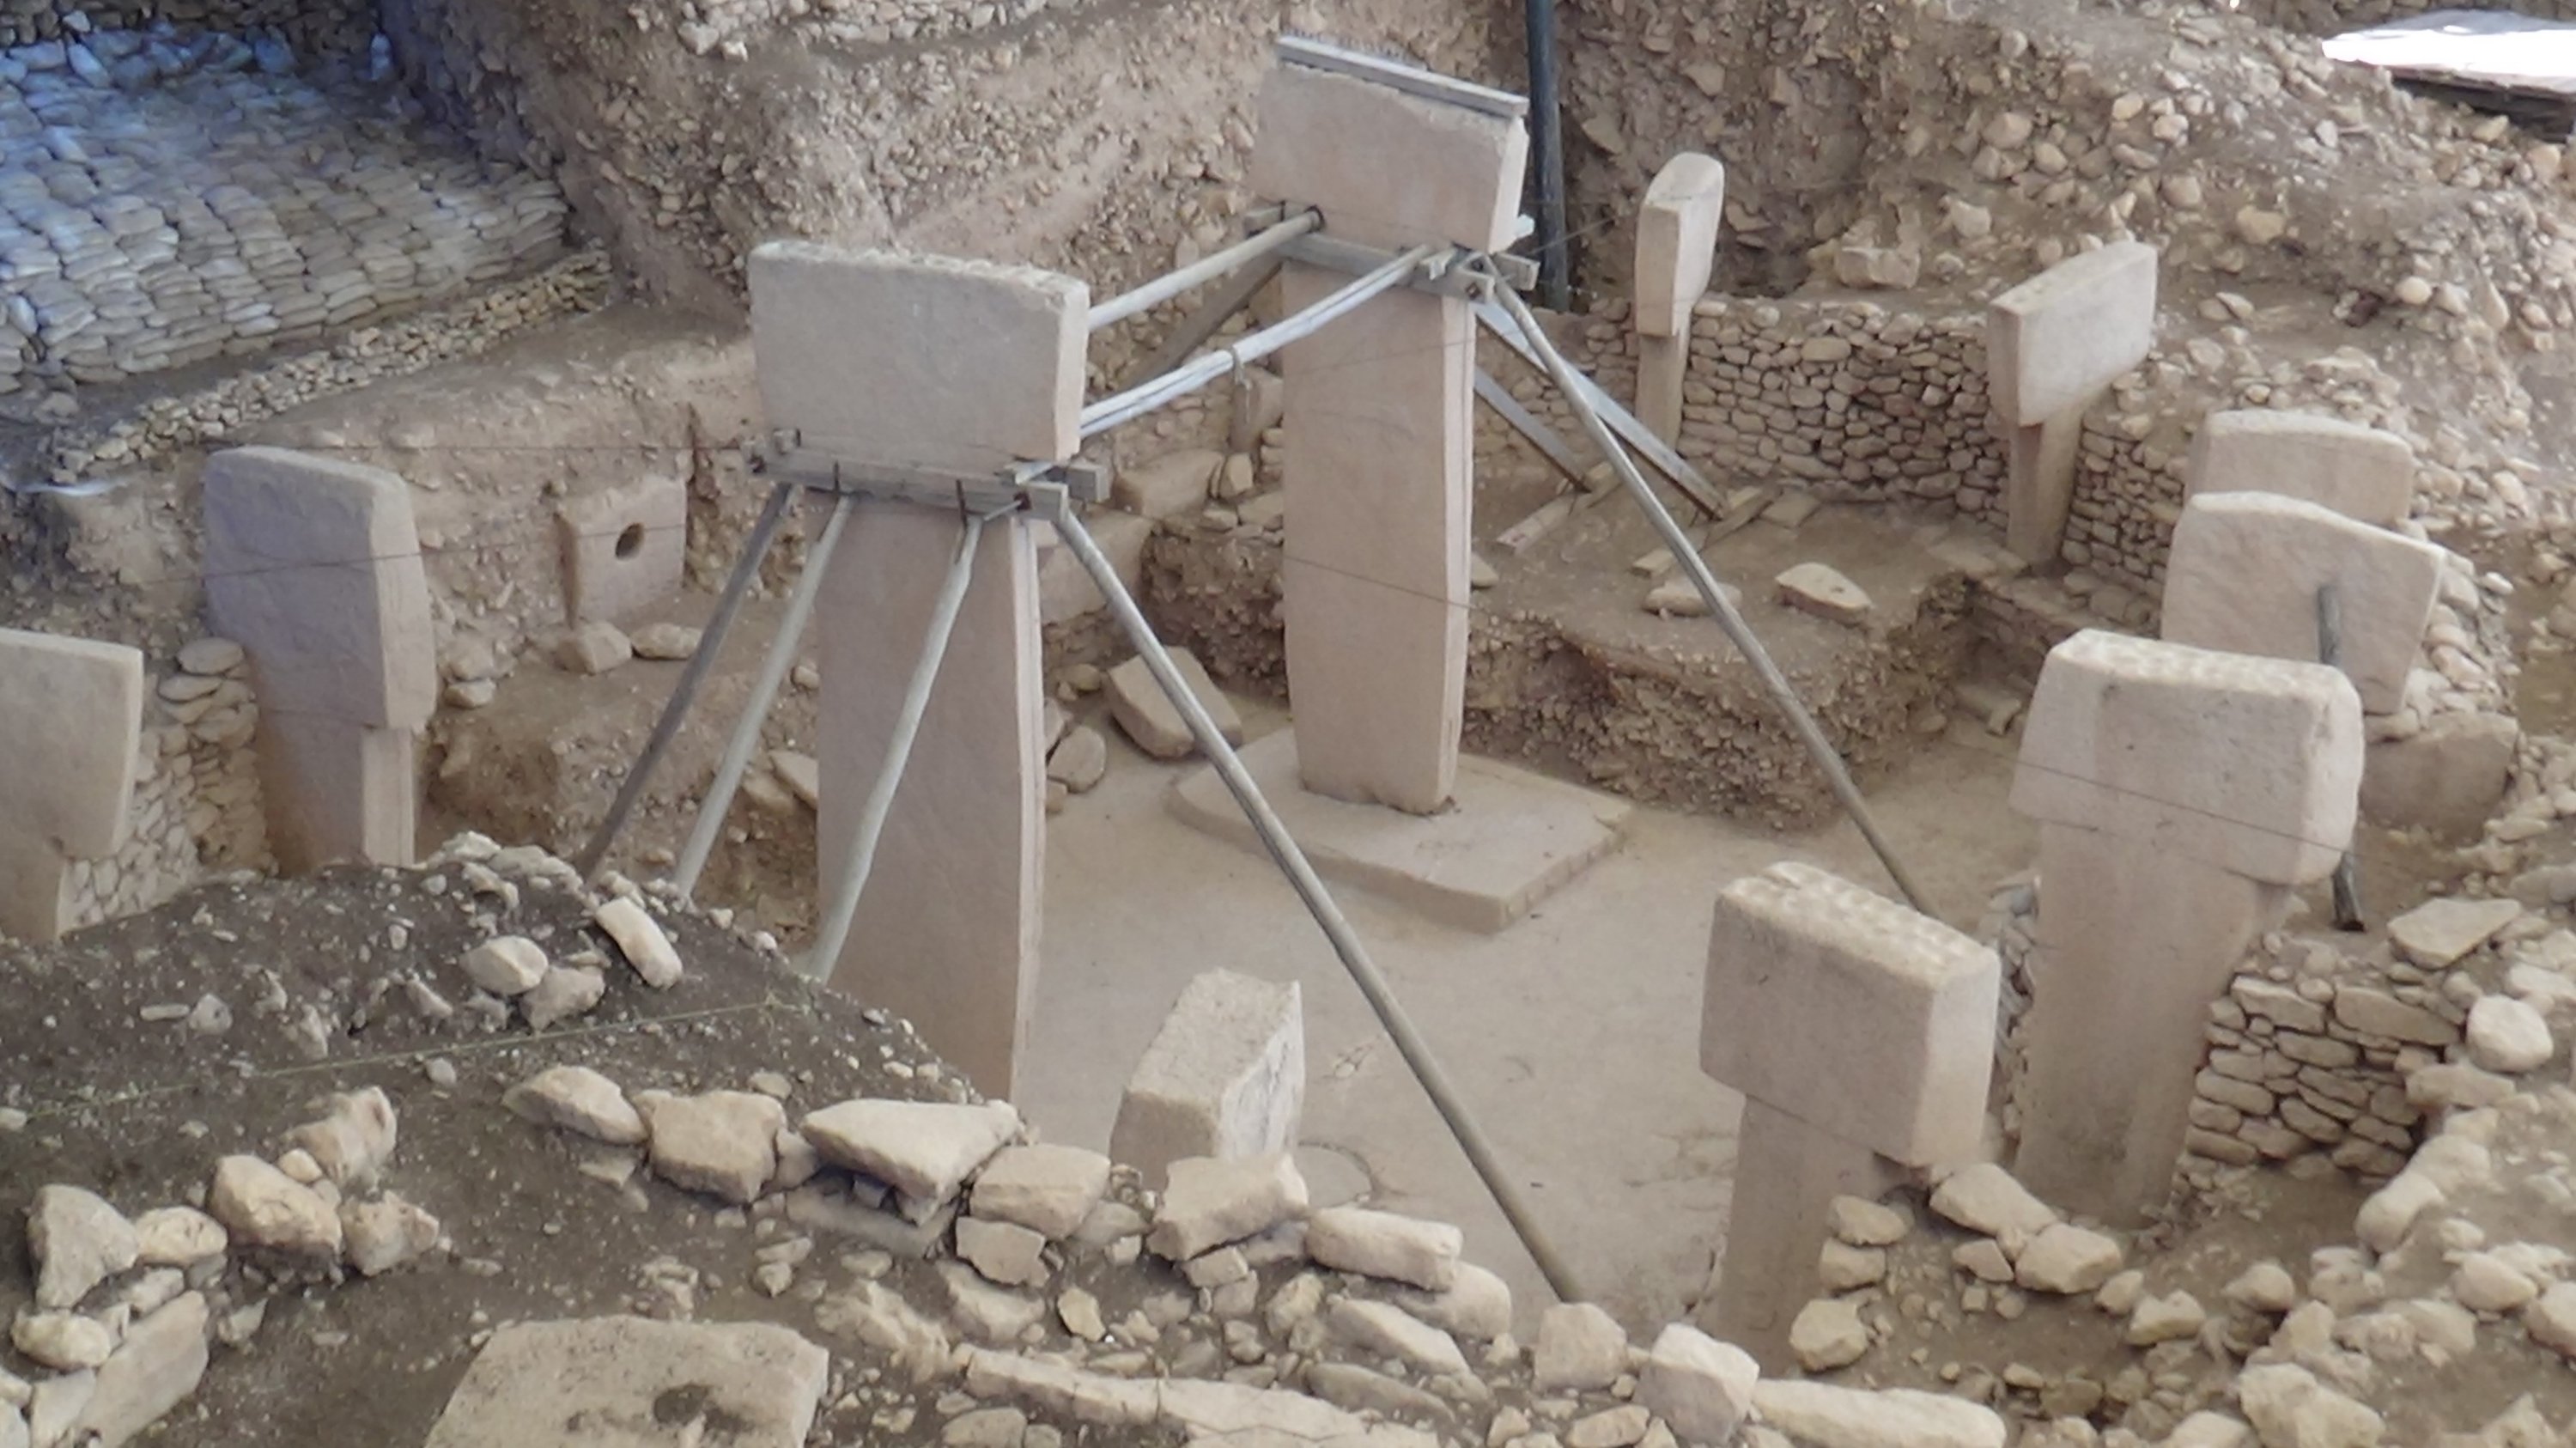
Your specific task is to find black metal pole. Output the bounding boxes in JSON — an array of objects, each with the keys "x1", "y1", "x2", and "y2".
[
  {"x1": 2318, "y1": 584, "x2": 2366, "y2": 932},
  {"x1": 1523, "y1": 0, "x2": 1571, "y2": 310}
]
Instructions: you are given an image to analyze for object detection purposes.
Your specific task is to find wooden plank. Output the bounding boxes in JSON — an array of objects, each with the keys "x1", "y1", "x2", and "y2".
[
  {"x1": 1494, "y1": 496, "x2": 1578, "y2": 554},
  {"x1": 1473, "y1": 299, "x2": 1727, "y2": 518}
]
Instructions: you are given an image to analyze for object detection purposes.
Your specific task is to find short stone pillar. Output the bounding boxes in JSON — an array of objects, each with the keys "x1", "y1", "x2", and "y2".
[
  {"x1": 0, "y1": 629, "x2": 143, "y2": 942},
  {"x1": 1698, "y1": 862, "x2": 1997, "y2": 1368},
  {"x1": 1249, "y1": 52, "x2": 1528, "y2": 813},
  {"x1": 2010, "y1": 630, "x2": 2360, "y2": 1223},
  {"x1": 2186, "y1": 411, "x2": 2416, "y2": 528},
  {"x1": 1632, "y1": 153, "x2": 1726, "y2": 446},
  {"x1": 1110, "y1": 969, "x2": 1304, "y2": 1188},
  {"x1": 1984, "y1": 242, "x2": 2157, "y2": 565},
  {"x1": 2161, "y1": 490, "x2": 2444, "y2": 715},
  {"x1": 746, "y1": 241, "x2": 1084, "y2": 1100},
  {"x1": 203, "y1": 446, "x2": 435, "y2": 873}
]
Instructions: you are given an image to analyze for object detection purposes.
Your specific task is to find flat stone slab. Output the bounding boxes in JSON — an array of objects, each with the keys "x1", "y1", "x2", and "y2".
[
  {"x1": 1169, "y1": 731, "x2": 1631, "y2": 934},
  {"x1": 422, "y1": 1317, "x2": 829, "y2": 1448}
]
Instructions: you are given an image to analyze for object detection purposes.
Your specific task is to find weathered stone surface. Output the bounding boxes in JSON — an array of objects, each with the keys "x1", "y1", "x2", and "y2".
[
  {"x1": 1752, "y1": 1381, "x2": 2008, "y2": 1448},
  {"x1": 558, "y1": 476, "x2": 687, "y2": 627},
  {"x1": 1704, "y1": 862, "x2": 1996, "y2": 1166},
  {"x1": 1104, "y1": 648, "x2": 1242, "y2": 761},
  {"x1": 956, "y1": 1217, "x2": 1049, "y2": 1288},
  {"x1": 1304, "y1": 1204, "x2": 1461, "y2": 1292},
  {"x1": 505, "y1": 1065, "x2": 647, "y2": 1145},
  {"x1": 1115, "y1": 449, "x2": 1221, "y2": 520},
  {"x1": 0, "y1": 628, "x2": 143, "y2": 941},
  {"x1": 1636, "y1": 153, "x2": 1727, "y2": 338},
  {"x1": 1147, "y1": 1153, "x2": 1307, "y2": 1262},
  {"x1": 2388, "y1": 897, "x2": 2522, "y2": 968},
  {"x1": 800, "y1": 1098, "x2": 1021, "y2": 1204},
  {"x1": 2363, "y1": 714, "x2": 2516, "y2": 839},
  {"x1": 629, "y1": 622, "x2": 703, "y2": 661},
  {"x1": 70, "y1": 1292, "x2": 206, "y2": 1448},
  {"x1": 2014, "y1": 630, "x2": 2360, "y2": 885},
  {"x1": 2467, "y1": 995, "x2": 2553, "y2": 1073},
  {"x1": 969, "y1": 1144, "x2": 1111, "y2": 1240},
  {"x1": 422, "y1": 1317, "x2": 830, "y2": 1448},
  {"x1": 556, "y1": 621, "x2": 633, "y2": 676},
  {"x1": 2526, "y1": 1282, "x2": 2576, "y2": 1359},
  {"x1": 1389, "y1": 1262, "x2": 1512, "y2": 1342},
  {"x1": 1248, "y1": 56, "x2": 1528, "y2": 252},
  {"x1": 592, "y1": 897, "x2": 683, "y2": 988},
  {"x1": 29, "y1": 1185, "x2": 137, "y2": 1311},
  {"x1": 2188, "y1": 411, "x2": 2416, "y2": 527},
  {"x1": 462, "y1": 935, "x2": 548, "y2": 996},
  {"x1": 1109, "y1": 969, "x2": 1302, "y2": 1187},
  {"x1": 1827, "y1": 1196, "x2": 1909, "y2": 1248},
  {"x1": 2127, "y1": 1291, "x2": 2208, "y2": 1346},
  {"x1": 131, "y1": 1208, "x2": 226, "y2": 1270},
  {"x1": 1987, "y1": 242, "x2": 2158, "y2": 428},
  {"x1": 1534, "y1": 1302, "x2": 1628, "y2": 1390},
  {"x1": 11, "y1": 1313, "x2": 111, "y2": 1372},
  {"x1": 640, "y1": 1092, "x2": 786, "y2": 1204},
  {"x1": 207, "y1": 1154, "x2": 341, "y2": 1258},
  {"x1": 2235, "y1": 1363, "x2": 2383, "y2": 1448},
  {"x1": 1641, "y1": 1323, "x2": 1758, "y2": 1445},
  {"x1": 522, "y1": 965, "x2": 608, "y2": 1031},
  {"x1": 341, "y1": 1194, "x2": 440, "y2": 1276},
  {"x1": 1328, "y1": 1298, "x2": 1469, "y2": 1378}
]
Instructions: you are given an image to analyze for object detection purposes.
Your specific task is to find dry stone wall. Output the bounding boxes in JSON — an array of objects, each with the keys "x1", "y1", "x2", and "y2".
[
  {"x1": 64, "y1": 638, "x2": 269, "y2": 931},
  {"x1": 1, "y1": 0, "x2": 374, "y2": 51},
  {"x1": 0, "y1": 26, "x2": 568, "y2": 406}
]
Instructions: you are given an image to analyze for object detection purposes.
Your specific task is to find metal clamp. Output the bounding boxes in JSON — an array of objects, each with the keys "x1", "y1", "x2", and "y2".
[
  {"x1": 1279, "y1": 234, "x2": 1536, "y2": 298},
  {"x1": 752, "y1": 435, "x2": 1105, "y2": 521}
]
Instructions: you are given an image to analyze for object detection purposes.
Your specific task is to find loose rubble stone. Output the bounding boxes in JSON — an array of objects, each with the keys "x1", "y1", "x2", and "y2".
[
  {"x1": 422, "y1": 1317, "x2": 829, "y2": 1448},
  {"x1": 1642, "y1": 1323, "x2": 1758, "y2": 1445},
  {"x1": 1104, "y1": 649, "x2": 1242, "y2": 760},
  {"x1": 593, "y1": 897, "x2": 683, "y2": 988},
  {"x1": 555, "y1": 621, "x2": 633, "y2": 675},
  {"x1": 131, "y1": 1208, "x2": 226, "y2": 1270},
  {"x1": 1304, "y1": 1205, "x2": 1461, "y2": 1292},
  {"x1": 1046, "y1": 726, "x2": 1109, "y2": 794},
  {"x1": 288, "y1": 1086, "x2": 398, "y2": 1189},
  {"x1": 1329, "y1": 1298, "x2": 1470, "y2": 1378},
  {"x1": 2127, "y1": 1291, "x2": 2208, "y2": 1346},
  {"x1": 1569, "y1": 1405, "x2": 1652, "y2": 1448},
  {"x1": 10, "y1": 1313, "x2": 112, "y2": 1372},
  {"x1": 343, "y1": 1195, "x2": 440, "y2": 1276},
  {"x1": 1930, "y1": 1164, "x2": 2058, "y2": 1239},
  {"x1": 629, "y1": 623, "x2": 704, "y2": 660},
  {"x1": 1775, "y1": 562, "x2": 1874, "y2": 624},
  {"x1": 2387, "y1": 897, "x2": 2523, "y2": 968},
  {"x1": 641, "y1": 1091, "x2": 787, "y2": 1204},
  {"x1": 1827, "y1": 1196, "x2": 1909, "y2": 1248},
  {"x1": 520, "y1": 965, "x2": 607, "y2": 1031},
  {"x1": 207, "y1": 1154, "x2": 342, "y2": 1258},
  {"x1": 2235, "y1": 1363, "x2": 2382, "y2": 1448},
  {"x1": 2451, "y1": 1251, "x2": 2539, "y2": 1313},
  {"x1": 505, "y1": 1065, "x2": 647, "y2": 1145},
  {"x1": 1789, "y1": 1297, "x2": 1869, "y2": 1372},
  {"x1": 957, "y1": 1217, "x2": 1049, "y2": 1287},
  {"x1": 461, "y1": 935, "x2": 548, "y2": 995},
  {"x1": 29, "y1": 1185, "x2": 137, "y2": 1311},
  {"x1": 2224, "y1": 1262, "x2": 2299, "y2": 1314},
  {"x1": 969, "y1": 1144, "x2": 1111, "y2": 1239},
  {"x1": 1391, "y1": 1262, "x2": 1513, "y2": 1342},
  {"x1": 2014, "y1": 1224, "x2": 2123, "y2": 1294},
  {"x1": 2465, "y1": 995, "x2": 2553, "y2": 1073},
  {"x1": 1753, "y1": 1381, "x2": 2006, "y2": 1448},
  {"x1": 1820, "y1": 1240, "x2": 1887, "y2": 1291},
  {"x1": 800, "y1": 1098, "x2": 1022, "y2": 1203},
  {"x1": 1148, "y1": 1153, "x2": 1307, "y2": 1261},
  {"x1": 1534, "y1": 1302, "x2": 1629, "y2": 1390},
  {"x1": 73, "y1": 1292, "x2": 206, "y2": 1448}
]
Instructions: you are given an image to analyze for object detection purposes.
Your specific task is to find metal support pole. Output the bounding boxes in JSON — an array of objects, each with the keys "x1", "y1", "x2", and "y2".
[
  {"x1": 578, "y1": 477, "x2": 798, "y2": 877},
  {"x1": 1052, "y1": 509, "x2": 1588, "y2": 1306},
  {"x1": 2318, "y1": 584, "x2": 2366, "y2": 932},
  {"x1": 673, "y1": 491, "x2": 855, "y2": 901},
  {"x1": 801, "y1": 510, "x2": 991, "y2": 983},
  {"x1": 1089, "y1": 210, "x2": 1321, "y2": 332},
  {"x1": 1081, "y1": 244, "x2": 1439, "y2": 439},
  {"x1": 1522, "y1": 0, "x2": 1570, "y2": 310},
  {"x1": 1487, "y1": 277, "x2": 1936, "y2": 917}
]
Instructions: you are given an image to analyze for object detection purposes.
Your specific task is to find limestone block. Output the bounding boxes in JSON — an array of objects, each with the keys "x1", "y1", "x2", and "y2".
[
  {"x1": 1109, "y1": 969, "x2": 1303, "y2": 1187},
  {"x1": 2160, "y1": 493, "x2": 2441, "y2": 715},
  {"x1": 1701, "y1": 862, "x2": 1996, "y2": 1166},
  {"x1": 1114, "y1": 450, "x2": 1221, "y2": 520},
  {"x1": 202, "y1": 446, "x2": 434, "y2": 730},
  {"x1": 1636, "y1": 333, "x2": 1687, "y2": 445},
  {"x1": 818, "y1": 504, "x2": 1044, "y2": 1098},
  {"x1": 1752, "y1": 1382, "x2": 2007, "y2": 1448},
  {"x1": 556, "y1": 474, "x2": 687, "y2": 625},
  {"x1": 2188, "y1": 411, "x2": 2415, "y2": 527},
  {"x1": 1105, "y1": 649, "x2": 1242, "y2": 761},
  {"x1": 2363, "y1": 713, "x2": 2516, "y2": 839},
  {"x1": 1279, "y1": 268, "x2": 1469, "y2": 813},
  {"x1": 255, "y1": 714, "x2": 417, "y2": 873},
  {"x1": 422, "y1": 1317, "x2": 829, "y2": 1448},
  {"x1": 746, "y1": 244, "x2": 1086, "y2": 470},
  {"x1": 2012, "y1": 630, "x2": 2360, "y2": 885},
  {"x1": 1248, "y1": 60, "x2": 1528, "y2": 252},
  {"x1": 1635, "y1": 153, "x2": 1726, "y2": 338},
  {"x1": 1985, "y1": 242, "x2": 2158, "y2": 429}
]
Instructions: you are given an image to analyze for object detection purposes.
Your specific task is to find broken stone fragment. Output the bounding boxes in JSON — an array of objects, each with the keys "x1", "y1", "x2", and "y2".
[
  {"x1": 287, "y1": 1086, "x2": 399, "y2": 1189},
  {"x1": 2222, "y1": 1261, "x2": 2298, "y2": 1314},
  {"x1": 1788, "y1": 1297, "x2": 1868, "y2": 1372},
  {"x1": 422, "y1": 1317, "x2": 829, "y2": 1448},
  {"x1": 2235, "y1": 1363, "x2": 2381, "y2": 1448},
  {"x1": 1303, "y1": 1204, "x2": 1461, "y2": 1292},
  {"x1": 29, "y1": 1185, "x2": 138, "y2": 1311},
  {"x1": 1775, "y1": 562, "x2": 1873, "y2": 624},
  {"x1": 519, "y1": 964, "x2": 606, "y2": 1031},
  {"x1": 2125, "y1": 1290, "x2": 2207, "y2": 1346},
  {"x1": 1390, "y1": 1262, "x2": 1513, "y2": 1342},
  {"x1": 629, "y1": 623, "x2": 703, "y2": 660},
  {"x1": 1819, "y1": 1240, "x2": 1887, "y2": 1292},
  {"x1": 1753, "y1": 1381, "x2": 2006, "y2": 1448},
  {"x1": 592, "y1": 897, "x2": 683, "y2": 988},
  {"x1": 1641, "y1": 1323, "x2": 1758, "y2": 1445},
  {"x1": 969, "y1": 1144, "x2": 1111, "y2": 1240},
  {"x1": 769, "y1": 1129, "x2": 821, "y2": 1194},
  {"x1": 502, "y1": 1065, "x2": 647, "y2": 1146},
  {"x1": 342, "y1": 1194, "x2": 441, "y2": 1277},
  {"x1": 770, "y1": 750, "x2": 820, "y2": 810},
  {"x1": 2386, "y1": 896, "x2": 2523, "y2": 969},
  {"x1": 2014, "y1": 1224, "x2": 2123, "y2": 1295},
  {"x1": 1826, "y1": 1195, "x2": 1909, "y2": 1247},
  {"x1": 10, "y1": 1312, "x2": 112, "y2": 1372},
  {"x1": 1533, "y1": 1301, "x2": 1628, "y2": 1391},
  {"x1": 130, "y1": 1208, "x2": 226, "y2": 1271},
  {"x1": 461, "y1": 935, "x2": 548, "y2": 996},
  {"x1": 1566, "y1": 1405, "x2": 1650, "y2": 1448},
  {"x1": 1327, "y1": 1298, "x2": 1469, "y2": 1378},
  {"x1": 1104, "y1": 649, "x2": 1242, "y2": 761},
  {"x1": 555, "y1": 620, "x2": 633, "y2": 675},
  {"x1": 1929, "y1": 1164, "x2": 2058, "y2": 1241},
  {"x1": 1045, "y1": 725, "x2": 1109, "y2": 794},
  {"x1": 206, "y1": 1155, "x2": 342, "y2": 1259},
  {"x1": 799, "y1": 1098, "x2": 1020, "y2": 1204},
  {"x1": 1147, "y1": 1153, "x2": 1308, "y2": 1262},
  {"x1": 939, "y1": 1262, "x2": 1048, "y2": 1346},
  {"x1": 956, "y1": 1217, "x2": 1049, "y2": 1288},
  {"x1": 72, "y1": 1291, "x2": 207, "y2": 1448},
  {"x1": 1642, "y1": 575, "x2": 1741, "y2": 617},
  {"x1": 2525, "y1": 1282, "x2": 2576, "y2": 1359},
  {"x1": 641, "y1": 1091, "x2": 786, "y2": 1205}
]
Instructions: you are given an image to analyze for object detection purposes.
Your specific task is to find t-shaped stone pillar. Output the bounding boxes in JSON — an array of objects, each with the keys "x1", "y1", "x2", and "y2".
[
  {"x1": 1698, "y1": 862, "x2": 1997, "y2": 1369},
  {"x1": 203, "y1": 446, "x2": 436, "y2": 873},
  {"x1": 1984, "y1": 242, "x2": 2157, "y2": 566},
  {"x1": 2010, "y1": 630, "x2": 2360, "y2": 1222},
  {"x1": 1632, "y1": 152, "x2": 1725, "y2": 446},
  {"x1": 1249, "y1": 52, "x2": 1528, "y2": 814},
  {"x1": 746, "y1": 241, "x2": 1083, "y2": 1101},
  {"x1": 0, "y1": 629, "x2": 143, "y2": 942}
]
